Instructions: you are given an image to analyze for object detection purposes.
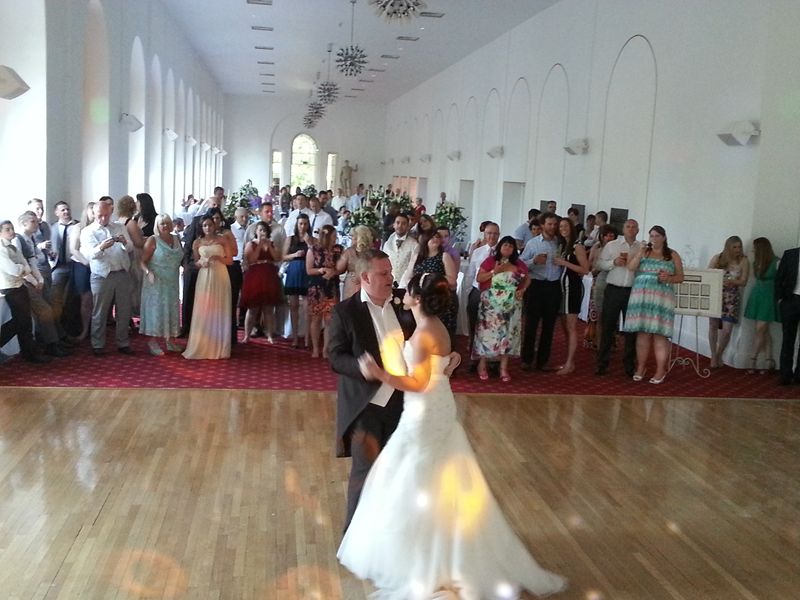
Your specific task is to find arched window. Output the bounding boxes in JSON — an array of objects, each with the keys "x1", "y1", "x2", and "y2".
[{"x1": 291, "y1": 134, "x2": 318, "y2": 190}]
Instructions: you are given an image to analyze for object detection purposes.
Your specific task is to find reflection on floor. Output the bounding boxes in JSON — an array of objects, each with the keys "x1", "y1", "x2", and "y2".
[{"x1": 0, "y1": 388, "x2": 797, "y2": 599}]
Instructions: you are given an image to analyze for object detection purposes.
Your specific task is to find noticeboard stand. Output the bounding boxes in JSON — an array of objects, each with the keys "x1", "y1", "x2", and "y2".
[{"x1": 668, "y1": 312, "x2": 711, "y2": 379}]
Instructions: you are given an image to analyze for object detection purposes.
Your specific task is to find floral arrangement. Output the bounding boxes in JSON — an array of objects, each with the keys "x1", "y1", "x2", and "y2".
[
  {"x1": 391, "y1": 193, "x2": 413, "y2": 215},
  {"x1": 433, "y1": 201, "x2": 467, "y2": 242},
  {"x1": 302, "y1": 184, "x2": 318, "y2": 197},
  {"x1": 347, "y1": 206, "x2": 380, "y2": 235},
  {"x1": 223, "y1": 179, "x2": 261, "y2": 219}
]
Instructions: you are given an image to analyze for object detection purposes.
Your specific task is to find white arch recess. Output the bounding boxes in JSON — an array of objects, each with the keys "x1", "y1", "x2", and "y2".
[
  {"x1": 504, "y1": 77, "x2": 531, "y2": 183},
  {"x1": 597, "y1": 35, "x2": 658, "y2": 225},
  {"x1": 82, "y1": 0, "x2": 110, "y2": 201},
  {"x1": 147, "y1": 55, "x2": 163, "y2": 199},
  {"x1": 476, "y1": 89, "x2": 502, "y2": 224},
  {"x1": 444, "y1": 103, "x2": 460, "y2": 198},
  {"x1": 174, "y1": 80, "x2": 186, "y2": 203},
  {"x1": 184, "y1": 88, "x2": 194, "y2": 197},
  {"x1": 533, "y1": 64, "x2": 569, "y2": 207},
  {"x1": 127, "y1": 37, "x2": 146, "y2": 193},
  {"x1": 162, "y1": 69, "x2": 176, "y2": 213}
]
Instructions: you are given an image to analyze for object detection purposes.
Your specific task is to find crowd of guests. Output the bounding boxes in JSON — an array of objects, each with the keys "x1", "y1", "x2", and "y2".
[{"x1": 1, "y1": 189, "x2": 798, "y2": 387}]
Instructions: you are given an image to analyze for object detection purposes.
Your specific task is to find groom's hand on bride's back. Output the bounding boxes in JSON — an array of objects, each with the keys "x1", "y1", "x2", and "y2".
[{"x1": 443, "y1": 352, "x2": 461, "y2": 377}]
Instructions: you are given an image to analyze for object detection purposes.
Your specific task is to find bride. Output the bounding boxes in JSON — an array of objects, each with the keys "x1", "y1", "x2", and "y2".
[{"x1": 338, "y1": 272, "x2": 566, "y2": 599}]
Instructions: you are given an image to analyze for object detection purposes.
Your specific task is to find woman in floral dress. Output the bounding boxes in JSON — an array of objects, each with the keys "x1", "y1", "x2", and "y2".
[
  {"x1": 707, "y1": 235, "x2": 750, "y2": 368},
  {"x1": 473, "y1": 236, "x2": 530, "y2": 382},
  {"x1": 305, "y1": 225, "x2": 342, "y2": 358},
  {"x1": 625, "y1": 225, "x2": 684, "y2": 384}
]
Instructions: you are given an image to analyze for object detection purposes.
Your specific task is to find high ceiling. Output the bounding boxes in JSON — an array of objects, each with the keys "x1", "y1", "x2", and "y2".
[{"x1": 162, "y1": 0, "x2": 560, "y2": 102}]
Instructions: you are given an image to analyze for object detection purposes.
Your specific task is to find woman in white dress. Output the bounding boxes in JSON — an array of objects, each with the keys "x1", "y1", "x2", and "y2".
[
  {"x1": 338, "y1": 272, "x2": 566, "y2": 600},
  {"x1": 183, "y1": 215, "x2": 232, "y2": 360}
]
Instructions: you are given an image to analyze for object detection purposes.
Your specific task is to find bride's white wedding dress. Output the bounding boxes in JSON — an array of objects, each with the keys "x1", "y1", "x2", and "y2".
[{"x1": 338, "y1": 344, "x2": 566, "y2": 599}]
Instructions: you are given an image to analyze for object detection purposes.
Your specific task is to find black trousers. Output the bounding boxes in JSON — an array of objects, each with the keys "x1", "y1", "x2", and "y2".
[
  {"x1": 1, "y1": 286, "x2": 37, "y2": 358},
  {"x1": 181, "y1": 266, "x2": 198, "y2": 334},
  {"x1": 228, "y1": 262, "x2": 243, "y2": 343},
  {"x1": 344, "y1": 394, "x2": 403, "y2": 532},
  {"x1": 467, "y1": 287, "x2": 481, "y2": 351},
  {"x1": 597, "y1": 283, "x2": 637, "y2": 374},
  {"x1": 779, "y1": 295, "x2": 800, "y2": 380},
  {"x1": 521, "y1": 279, "x2": 561, "y2": 368}
]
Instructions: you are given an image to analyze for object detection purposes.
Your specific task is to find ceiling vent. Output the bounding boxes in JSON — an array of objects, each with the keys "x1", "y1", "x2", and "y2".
[
  {"x1": 419, "y1": 11, "x2": 444, "y2": 17},
  {"x1": 251, "y1": 25, "x2": 274, "y2": 31},
  {"x1": 380, "y1": 54, "x2": 400, "y2": 59},
  {"x1": 247, "y1": 0, "x2": 273, "y2": 5},
  {"x1": 257, "y1": 61, "x2": 275, "y2": 65},
  {"x1": 396, "y1": 36, "x2": 420, "y2": 41},
  {"x1": 351, "y1": 88, "x2": 365, "y2": 91},
  {"x1": 367, "y1": 68, "x2": 386, "y2": 72}
]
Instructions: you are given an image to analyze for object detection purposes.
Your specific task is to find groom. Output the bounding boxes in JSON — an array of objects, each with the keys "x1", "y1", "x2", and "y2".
[{"x1": 328, "y1": 249, "x2": 415, "y2": 530}]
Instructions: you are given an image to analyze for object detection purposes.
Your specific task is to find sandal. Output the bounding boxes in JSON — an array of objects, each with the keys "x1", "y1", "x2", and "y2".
[
  {"x1": 761, "y1": 358, "x2": 776, "y2": 375},
  {"x1": 500, "y1": 374, "x2": 511, "y2": 383},
  {"x1": 478, "y1": 371, "x2": 489, "y2": 381},
  {"x1": 746, "y1": 356, "x2": 757, "y2": 375}
]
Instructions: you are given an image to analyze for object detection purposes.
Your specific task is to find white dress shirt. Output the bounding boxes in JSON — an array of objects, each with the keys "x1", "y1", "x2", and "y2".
[
  {"x1": 331, "y1": 195, "x2": 347, "y2": 212},
  {"x1": 80, "y1": 221, "x2": 131, "y2": 277},
  {"x1": 307, "y1": 210, "x2": 334, "y2": 237},
  {"x1": 466, "y1": 244, "x2": 495, "y2": 290},
  {"x1": 283, "y1": 208, "x2": 312, "y2": 238},
  {"x1": 0, "y1": 238, "x2": 32, "y2": 289},
  {"x1": 230, "y1": 221, "x2": 247, "y2": 262},
  {"x1": 598, "y1": 237, "x2": 642, "y2": 288},
  {"x1": 360, "y1": 287, "x2": 406, "y2": 407}
]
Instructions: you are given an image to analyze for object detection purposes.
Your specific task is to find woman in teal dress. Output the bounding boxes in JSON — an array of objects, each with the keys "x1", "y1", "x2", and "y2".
[
  {"x1": 744, "y1": 237, "x2": 780, "y2": 373},
  {"x1": 140, "y1": 214, "x2": 184, "y2": 355},
  {"x1": 625, "y1": 225, "x2": 684, "y2": 384}
]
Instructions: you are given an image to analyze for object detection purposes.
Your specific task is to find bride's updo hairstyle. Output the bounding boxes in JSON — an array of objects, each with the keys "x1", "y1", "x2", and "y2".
[{"x1": 407, "y1": 272, "x2": 450, "y2": 317}]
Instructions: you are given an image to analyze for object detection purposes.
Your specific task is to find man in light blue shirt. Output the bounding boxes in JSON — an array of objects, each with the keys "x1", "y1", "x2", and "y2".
[
  {"x1": 513, "y1": 208, "x2": 541, "y2": 250},
  {"x1": 519, "y1": 212, "x2": 563, "y2": 371}
]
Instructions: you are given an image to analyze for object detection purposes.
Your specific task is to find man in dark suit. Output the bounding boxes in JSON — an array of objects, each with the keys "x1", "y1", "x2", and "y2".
[
  {"x1": 775, "y1": 245, "x2": 800, "y2": 385},
  {"x1": 328, "y1": 249, "x2": 415, "y2": 530}
]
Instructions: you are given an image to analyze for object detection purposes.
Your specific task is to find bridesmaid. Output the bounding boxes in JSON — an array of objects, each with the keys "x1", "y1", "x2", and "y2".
[
  {"x1": 743, "y1": 237, "x2": 780, "y2": 373},
  {"x1": 183, "y1": 215, "x2": 232, "y2": 360},
  {"x1": 139, "y1": 214, "x2": 183, "y2": 356},
  {"x1": 707, "y1": 235, "x2": 749, "y2": 368}
]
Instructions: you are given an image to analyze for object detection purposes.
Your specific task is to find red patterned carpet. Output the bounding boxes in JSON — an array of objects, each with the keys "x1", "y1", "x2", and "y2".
[{"x1": 1, "y1": 327, "x2": 797, "y2": 400}]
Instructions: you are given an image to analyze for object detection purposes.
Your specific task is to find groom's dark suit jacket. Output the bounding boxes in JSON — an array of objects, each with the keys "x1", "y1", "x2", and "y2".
[
  {"x1": 776, "y1": 247, "x2": 800, "y2": 302},
  {"x1": 328, "y1": 290, "x2": 415, "y2": 457}
]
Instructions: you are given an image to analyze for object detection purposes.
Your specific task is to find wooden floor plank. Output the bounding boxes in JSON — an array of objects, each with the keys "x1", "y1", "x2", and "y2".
[{"x1": 0, "y1": 388, "x2": 798, "y2": 599}]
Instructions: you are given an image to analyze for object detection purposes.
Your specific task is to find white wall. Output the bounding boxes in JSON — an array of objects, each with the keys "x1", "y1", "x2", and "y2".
[
  {"x1": 0, "y1": 0, "x2": 47, "y2": 207},
  {"x1": 223, "y1": 96, "x2": 386, "y2": 196},
  {"x1": 0, "y1": 0, "x2": 224, "y2": 222},
  {"x1": 383, "y1": 0, "x2": 800, "y2": 367}
]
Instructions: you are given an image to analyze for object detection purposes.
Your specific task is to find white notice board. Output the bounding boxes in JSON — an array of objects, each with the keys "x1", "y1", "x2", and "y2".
[{"x1": 673, "y1": 268, "x2": 723, "y2": 318}]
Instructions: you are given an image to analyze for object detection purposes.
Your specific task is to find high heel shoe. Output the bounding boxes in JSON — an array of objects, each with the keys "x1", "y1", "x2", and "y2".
[
  {"x1": 478, "y1": 371, "x2": 489, "y2": 381},
  {"x1": 500, "y1": 374, "x2": 511, "y2": 383},
  {"x1": 632, "y1": 372, "x2": 645, "y2": 382},
  {"x1": 148, "y1": 341, "x2": 164, "y2": 356},
  {"x1": 761, "y1": 358, "x2": 776, "y2": 375},
  {"x1": 649, "y1": 374, "x2": 666, "y2": 384}
]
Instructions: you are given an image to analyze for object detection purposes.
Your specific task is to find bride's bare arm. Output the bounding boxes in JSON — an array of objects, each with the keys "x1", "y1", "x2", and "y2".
[{"x1": 362, "y1": 332, "x2": 434, "y2": 393}]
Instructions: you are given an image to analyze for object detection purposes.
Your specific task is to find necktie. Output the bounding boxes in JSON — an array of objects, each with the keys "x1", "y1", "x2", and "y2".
[
  {"x1": 311, "y1": 214, "x2": 317, "y2": 233},
  {"x1": 59, "y1": 223, "x2": 70, "y2": 265},
  {"x1": 396, "y1": 238, "x2": 403, "y2": 249}
]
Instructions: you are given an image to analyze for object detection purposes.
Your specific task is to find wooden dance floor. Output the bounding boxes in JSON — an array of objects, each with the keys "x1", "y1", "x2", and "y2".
[{"x1": 0, "y1": 387, "x2": 797, "y2": 599}]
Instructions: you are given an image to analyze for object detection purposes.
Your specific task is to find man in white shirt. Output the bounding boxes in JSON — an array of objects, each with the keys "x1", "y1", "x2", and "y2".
[
  {"x1": 283, "y1": 194, "x2": 312, "y2": 237},
  {"x1": 0, "y1": 220, "x2": 51, "y2": 363},
  {"x1": 49, "y1": 200, "x2": 77, "y2": 337},
  {"x1": 584, "y1": 210, "x2": 608, "y2": 248},
  {"x1": 246, "y1": 201, "x2": 285, "y2": 254},
  {"x1": 307, "y1": 196, "x2": 334, "y2": 238},
  {"x1": 230, "y1": 207, "x2": 249, "y2": 328},
  {"x1": 80, "y1": 198, "x2": 134, "y2": 356},
  {"x1": 383, "y1": 213, "x2": 416, "y2": 286},
  {"x1": 331, "y1": 188, "x2": 348, "y2": 212},
  {"x1": 466, "y1": 222, "x2": 500, "y2": 354},
  {"x1": 595, "y1": 219, "x2": 640, "y2": 376}
]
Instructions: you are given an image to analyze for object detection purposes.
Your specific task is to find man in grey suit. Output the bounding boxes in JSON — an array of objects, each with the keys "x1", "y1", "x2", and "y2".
[{"x1": 49, "y1": 200, "x2": 77, "y2": 335}]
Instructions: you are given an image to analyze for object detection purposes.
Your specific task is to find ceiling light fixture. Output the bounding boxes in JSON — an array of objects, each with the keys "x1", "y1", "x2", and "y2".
[
  {"x1": 369, "y1": 0, "x2": 426, "y2": 22},
  {"x1": 318, "y1": 43, "x2": 339, "y2": 105},
  {"x1": 337, "y1": 0, "x2": 368, "y2": 77}
]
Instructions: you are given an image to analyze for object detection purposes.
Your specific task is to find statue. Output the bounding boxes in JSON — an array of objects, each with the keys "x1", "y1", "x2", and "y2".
[{"x1": 339, "y1": 160, "x2": 358, "y2": 195}]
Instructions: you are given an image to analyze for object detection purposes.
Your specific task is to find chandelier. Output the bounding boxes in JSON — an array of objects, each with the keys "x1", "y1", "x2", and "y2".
[
  {"x1": 368, "y1": 0, "x2": 426, "y2": 21},
  {"x1": 306, "y1": 101, "x2": 326, "y2": 120},
  {"x1": 303, "y1": 114, "x2": 318, "y2": 129},
  {"x1": 318, "y1": 44, "x2": 339, "y2": 104},
  {"x1": 337, "y1": 0, "x2": 368, "y2": 77}
]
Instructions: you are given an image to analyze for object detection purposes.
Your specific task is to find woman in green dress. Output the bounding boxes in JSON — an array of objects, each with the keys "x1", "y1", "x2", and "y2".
[{"x1": 743, "y1": 237, "x2": 780, "y2": 373}]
